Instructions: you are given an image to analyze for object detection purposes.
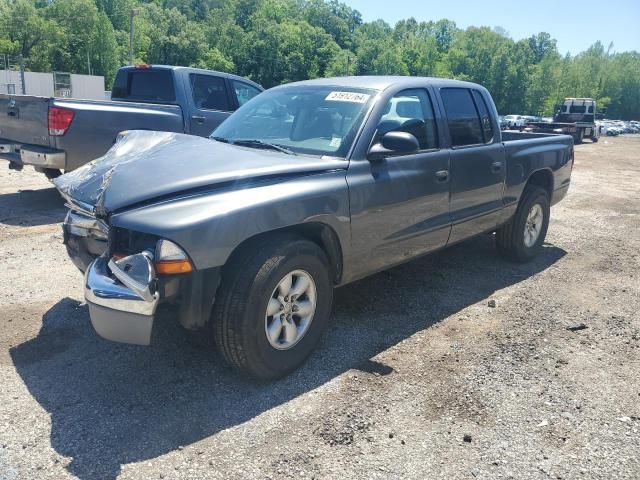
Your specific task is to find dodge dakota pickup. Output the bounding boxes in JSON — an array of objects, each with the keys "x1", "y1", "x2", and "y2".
[
  {"x1": 0, "y1": 65, "x2": 262, "y2": 179},
  {"x1": 55, "y1": 76, "x2": 574, "y2": 379}
]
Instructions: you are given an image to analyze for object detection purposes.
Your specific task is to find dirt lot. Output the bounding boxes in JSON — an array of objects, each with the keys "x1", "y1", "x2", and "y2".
[{"x1": 0, "y1": 136, "x2": 638, "y2": 480}]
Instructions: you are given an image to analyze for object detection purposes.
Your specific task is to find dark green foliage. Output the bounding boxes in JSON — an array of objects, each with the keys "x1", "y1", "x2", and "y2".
[{"x1": 1, "y1": 0, "x2": 638, "y2": 118}]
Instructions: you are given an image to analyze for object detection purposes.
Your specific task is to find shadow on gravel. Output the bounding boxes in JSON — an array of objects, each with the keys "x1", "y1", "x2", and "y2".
[
  {"x1": 10, "y1": 235, "x2": 566, "y2": 480},
  {"x1": 0, "y1": 187, "x2": 66, "y2": 227}
]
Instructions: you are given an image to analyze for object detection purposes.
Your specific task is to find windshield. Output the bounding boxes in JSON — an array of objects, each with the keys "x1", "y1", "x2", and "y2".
[{"x1": 211, "y1": 85, "x2": 377, "y2": 157}]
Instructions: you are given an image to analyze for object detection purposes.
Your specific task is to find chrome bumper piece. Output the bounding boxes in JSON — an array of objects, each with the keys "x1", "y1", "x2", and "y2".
[
  {"x1": 85, "y1": 255, "x2": 159, "y2": 345},
  {"x1": 0, "y1": 142, "x2": 66, "y2": 169},
  {"x1": 63, "y1": 210, "x2": 109, "y2": 272}
]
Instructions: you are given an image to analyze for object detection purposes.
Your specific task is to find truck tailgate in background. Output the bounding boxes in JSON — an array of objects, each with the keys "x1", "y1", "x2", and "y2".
[
  {"x1": 52, "y1": 98, "x2": 184, "y2": 171},
  {"x1": 0, "y1": 94, "x2": 51, "y2": 147}
]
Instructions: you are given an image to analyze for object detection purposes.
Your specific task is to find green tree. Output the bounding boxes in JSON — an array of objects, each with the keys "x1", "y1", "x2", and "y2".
[
  {"x1": 91, "y1": 11, "x2": 119, "y2": 84},
  {"x1": 243, "y1": 18, "x2": 342, "y2": 86},
  {"x1": 0, "y1": 0, "x2": 55, "y2": 69}
]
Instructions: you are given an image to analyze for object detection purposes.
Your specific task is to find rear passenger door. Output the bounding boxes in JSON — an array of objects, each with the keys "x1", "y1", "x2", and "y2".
[
  {"x1": 440, "y1": 88, "x2": 506, "y2": 244},
  {"x1": 188, "y1": 73, "x2": 234, "y2": 137}
]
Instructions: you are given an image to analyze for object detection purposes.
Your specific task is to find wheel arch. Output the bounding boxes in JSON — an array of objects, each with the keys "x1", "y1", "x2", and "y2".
[
  {"x1": 524, "y1": 168, "x2": 554, "y2": 200},
  {"x1": 224, "y1": 222, "x2": 344, "y2": 285}
]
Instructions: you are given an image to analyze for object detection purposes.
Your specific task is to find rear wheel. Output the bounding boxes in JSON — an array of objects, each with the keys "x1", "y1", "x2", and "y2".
[
  {"x1": 573, "y1": 129, "x2": 584, "y2": 144},
  {"x1": 212, "y1": 234, "x2": 333, "y2": 380},
  {"x1": 496, "y1": 185, "x2": 550, "y2": 263}
]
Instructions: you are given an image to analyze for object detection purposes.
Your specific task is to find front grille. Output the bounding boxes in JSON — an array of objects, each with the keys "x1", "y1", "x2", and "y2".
[{"x1": 109, "y1": 227, "x2": 159, "y2": 258}]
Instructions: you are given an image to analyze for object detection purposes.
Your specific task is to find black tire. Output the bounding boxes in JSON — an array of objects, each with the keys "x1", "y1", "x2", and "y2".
[
  {"x1": 591, "y1": 136, "x2": 599, "y2": 143},
  {"x1": 573, "y1": 129, "x2": 584, "y2": 144},
  {"x1": 44, "y1": 168, "x2": 62, "y2": 180},
  {"x1": 496, "y1": 185, "x2": 550, "y2": 263},
  {"x1": 212, "y1": 234, "x2": 333, "y2": 380}
]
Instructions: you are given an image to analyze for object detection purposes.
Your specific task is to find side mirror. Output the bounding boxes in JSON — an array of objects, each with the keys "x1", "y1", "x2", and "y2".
[{"x1": 368, "y1": 131, "x2": 419, "y2": 161}]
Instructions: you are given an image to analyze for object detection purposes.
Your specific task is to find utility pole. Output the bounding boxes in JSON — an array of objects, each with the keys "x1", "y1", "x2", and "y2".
[
  {"x1": 129, "y1": 9, "x2": 139, "y2": 65},
  {"x1": 18, "y1": 54, "x2": 26, "y2": 95}
]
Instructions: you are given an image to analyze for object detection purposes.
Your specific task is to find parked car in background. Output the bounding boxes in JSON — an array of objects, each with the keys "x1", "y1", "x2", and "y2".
[
  {"x1": 522, "y1": 115, "x2": 541, "y2": 123},
  {"x1": 598, "y1": 121, "x2": 620, "y2": 136},
  {"x1": 504, "y1": 114, "x2": 525, "y2": 130},
  {"x1": 0, "y1": 65, "x2": 263, "y2": 179},
  {"x1": 56, "y1": 76, "x2": 574, "y2": 379},
  {"x1": 498, "y1": 115, "x2": 509, "y2": 130}
]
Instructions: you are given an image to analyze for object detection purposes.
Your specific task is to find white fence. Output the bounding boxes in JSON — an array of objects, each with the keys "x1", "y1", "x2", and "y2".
[{"x1": 0, "y1": 70, "x2": 105, "y2": 99}]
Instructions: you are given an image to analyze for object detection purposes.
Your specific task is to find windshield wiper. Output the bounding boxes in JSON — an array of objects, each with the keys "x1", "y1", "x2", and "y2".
[
  {"x1": 231, "y1": 139, "x2": 297, "y2": 155},
  {"x1": 210, "y1": 136, "x2": 230, "y2": 143}
]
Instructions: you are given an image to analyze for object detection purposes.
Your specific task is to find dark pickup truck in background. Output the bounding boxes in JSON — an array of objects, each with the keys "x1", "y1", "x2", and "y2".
[
  {"x1": 0, "y1": 65, "x2": 263, "y2": 178},
  {"x1": 57, "y1": 76, "x2": 574, "y2": 380},
  {"x1": 525, "y1": 97, "x2": 600, "y2": 144}
]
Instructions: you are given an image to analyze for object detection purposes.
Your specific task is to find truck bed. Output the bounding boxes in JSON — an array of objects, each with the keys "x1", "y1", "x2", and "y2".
[{"x1": 0, "y1": 94, "x2": 184, "y2": 171}]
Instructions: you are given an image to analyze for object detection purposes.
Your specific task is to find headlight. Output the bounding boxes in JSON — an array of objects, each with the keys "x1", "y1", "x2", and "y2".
[{"x1": 154, "y1": 239, "x2": 193, "y2": 274}]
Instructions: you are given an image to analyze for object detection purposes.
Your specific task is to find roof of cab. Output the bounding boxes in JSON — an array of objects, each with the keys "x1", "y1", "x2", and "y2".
[
  {"x1": 119, "y1": 64, "x2": 264, "y2": 90},
  {"x1": 274, "y1": 75, "x2": 484, "y2": 92}
]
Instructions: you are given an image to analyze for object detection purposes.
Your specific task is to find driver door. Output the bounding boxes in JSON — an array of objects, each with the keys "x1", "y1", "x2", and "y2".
[
  {"x1": 346, "y1": 88, "x2": 451, "y2": 278},
  {"x1": 188, "y1": 73, "x2": 234, "y2": 137}
]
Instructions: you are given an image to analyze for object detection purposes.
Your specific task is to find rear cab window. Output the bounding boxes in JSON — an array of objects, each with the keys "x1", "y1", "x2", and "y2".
[{"x1": 111, "y1": 69, "x2": 176, "y2": 103}]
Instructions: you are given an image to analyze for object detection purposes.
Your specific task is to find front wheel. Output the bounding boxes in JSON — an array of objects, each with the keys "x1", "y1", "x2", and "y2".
[
  {"x1": 496, "y1": 185, "x2": 550, "y2": 263},
  {"x1": 212, "y1": 234, "x2": 333, "y2": 380}
]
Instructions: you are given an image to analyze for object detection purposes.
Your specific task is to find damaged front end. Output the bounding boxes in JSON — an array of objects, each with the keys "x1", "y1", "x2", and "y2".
[
  {"x1": 76, "y1": 223, "x2": 219, "y2": 345},
  {"x1": 85, "y1": 252, "x2": 159, "y2": 345}
]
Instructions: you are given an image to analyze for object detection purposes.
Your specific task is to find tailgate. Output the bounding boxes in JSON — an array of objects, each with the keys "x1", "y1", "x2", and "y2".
[{"x1": 0, "y1": 94, "x2": 51, "y2": 146}]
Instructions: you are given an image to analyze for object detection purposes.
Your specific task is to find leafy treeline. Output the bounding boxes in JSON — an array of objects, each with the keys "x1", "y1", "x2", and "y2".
[{"x1": 2, "y1": 0, "x2": 639, "y2": 118}]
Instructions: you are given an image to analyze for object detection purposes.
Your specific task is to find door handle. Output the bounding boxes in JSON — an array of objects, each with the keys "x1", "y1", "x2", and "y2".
[
  {"x1": 435, "y1": 170, "x2": 449, "y2": 182},
  {"x1": 191, "y1": 115, "x2": 206, "y2": 124},
  {"x1": 491, "y1": 161, "x2": 503, "y2": 173}
]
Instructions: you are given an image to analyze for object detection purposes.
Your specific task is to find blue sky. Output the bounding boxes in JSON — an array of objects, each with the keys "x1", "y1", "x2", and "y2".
[{"x1": 342, "y1": 0, "x2": 640, "y2": 55}]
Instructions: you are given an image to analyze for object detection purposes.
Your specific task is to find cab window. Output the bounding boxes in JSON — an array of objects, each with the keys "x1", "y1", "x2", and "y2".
[
  {"x1": 232, "y1": 80, "x2": 261, "y2": 107},
  {"x1": 440, "y1": 88, "x2": 484, "y2": 147},
  {"x1": 190, "y1": 74, "x2": 231, "y2": 111},
  {"x1": 375, "y1": 89, "x2": 438, "y2": 151},
  {"x1": 471, "y1": 90, "x2": 494, "y2": 143}
]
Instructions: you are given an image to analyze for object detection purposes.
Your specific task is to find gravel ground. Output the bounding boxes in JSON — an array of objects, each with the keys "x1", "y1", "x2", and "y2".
[{"x1": 0, "y1": 135, "x2": 638, "y2": 480}]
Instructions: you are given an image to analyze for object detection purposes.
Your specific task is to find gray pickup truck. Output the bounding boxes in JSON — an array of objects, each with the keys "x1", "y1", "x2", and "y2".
[
  {"x1": 0, "y1": 65, "x2": 262, "y2": 179},
  {"x1": 56, "y1": 76, "x2": 574, "y2": 379}
]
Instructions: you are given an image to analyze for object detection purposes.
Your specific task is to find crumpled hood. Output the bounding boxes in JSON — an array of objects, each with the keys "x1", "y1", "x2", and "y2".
[{"x1": 54, "y1": 130, "x2": 347, "y2": 214}]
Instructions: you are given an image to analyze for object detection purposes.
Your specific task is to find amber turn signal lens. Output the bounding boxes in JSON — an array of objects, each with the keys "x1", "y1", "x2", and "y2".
[{"x1": 155, "y1": 259, "x2": 193, "y2": 275}]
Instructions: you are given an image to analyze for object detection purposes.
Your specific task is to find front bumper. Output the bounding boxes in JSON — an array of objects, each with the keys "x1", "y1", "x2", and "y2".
[{"x1": 85, "y1": 255, "x2": 159, "y2": 345}]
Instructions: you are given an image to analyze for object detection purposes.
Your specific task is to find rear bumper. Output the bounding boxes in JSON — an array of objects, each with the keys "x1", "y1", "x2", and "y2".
[
  {"x1": 0, "y1": 141, "x2": 66, "y2": 169},
  {"x1": 85, "y1": 255, "x2": 159, "y2": 345}
]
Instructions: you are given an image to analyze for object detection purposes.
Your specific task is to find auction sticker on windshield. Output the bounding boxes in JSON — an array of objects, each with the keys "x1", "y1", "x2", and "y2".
[{"x1": 325, "y1": 91, "x2": 370, "y2": 103}]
